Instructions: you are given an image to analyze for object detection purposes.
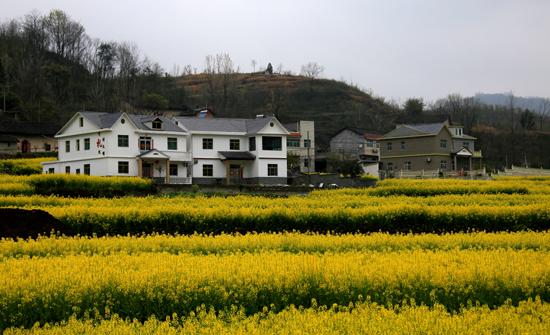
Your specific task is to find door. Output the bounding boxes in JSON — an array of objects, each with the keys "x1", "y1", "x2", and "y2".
[
  {"x1": 142, "y1": 162, "x2": 153, "y2": 178},
  {"x1": 229, "y1": 164, "x2": 242, "y2": 184},
  {"x1": 21, "y1": 140, "x2": 30, "y2": 153}
]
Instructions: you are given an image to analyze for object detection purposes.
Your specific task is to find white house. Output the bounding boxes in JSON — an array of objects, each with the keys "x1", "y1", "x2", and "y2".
[
  {"x1": 174, "y1": 115, "x2": 289, "y2": 185},
  {"x1": 43, "y1": 112, "x2": 290, "y2": 185}
]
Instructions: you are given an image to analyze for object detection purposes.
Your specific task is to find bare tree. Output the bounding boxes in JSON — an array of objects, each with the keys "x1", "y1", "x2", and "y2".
[
  {"x1": 204, "y1": 53, "x2": 236, "y2": 114},
  {"x1": 251, "y1": 59, "x2": 257, "y2": 72},
  {"x1": 300, "y1": 62, "x2": 324, "y2": 79},
  {"x1": 507, "y1": 92, "x2": 515, "y2": 133},
  {"x1": 537, "y1": 98, "x2": 550, "y2": 130},
  {"x1": 275, "y1": 63, "x2": 284, "y2": 74},
  {"x1": 44, "y1": 9, "x2": 87, "y2": 62}
]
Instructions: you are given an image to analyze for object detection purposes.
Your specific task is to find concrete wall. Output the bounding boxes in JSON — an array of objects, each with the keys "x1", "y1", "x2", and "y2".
[{"x1": 330, "y1": 129, "x2": 366, "y2": 157}]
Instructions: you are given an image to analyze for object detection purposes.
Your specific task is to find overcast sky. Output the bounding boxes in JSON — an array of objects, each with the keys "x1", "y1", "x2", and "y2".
[{"x1": 2, "y1": 0, "x2": 549, "y2": 103}]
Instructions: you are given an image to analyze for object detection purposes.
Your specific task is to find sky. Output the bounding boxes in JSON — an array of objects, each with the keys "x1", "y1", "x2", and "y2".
[{"x1": 1, "y1": 0, "x2": 549, "y2": 103}]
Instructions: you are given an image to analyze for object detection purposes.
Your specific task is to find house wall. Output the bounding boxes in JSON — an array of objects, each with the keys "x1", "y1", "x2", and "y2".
[
  {"x1": 452, "y1": 139, "x2": 475, "y2": 152},
  {"x1": 330, "y1": 129, "x2": 366, "y2": 157},
  {"x1": 287, "y1": 121, "x2": 315, "y2": 172},
  {"x1": 380, "y1": 130, "x2": 454, "y2": 172},
  {"x1": 15, "y1": 136, "x2": 57, "y2": 153},
  {"x1": 0, "y1": 141, "x2": 17, "y2": 154}
]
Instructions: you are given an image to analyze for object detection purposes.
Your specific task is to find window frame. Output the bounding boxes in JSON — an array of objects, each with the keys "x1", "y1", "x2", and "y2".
[
  {"x1": 229, "y1": 139, "x2": 240, "y2": 150},
  {"x1": 139, "y1": 136, "x2": 152, "y2": 151},
  {"x1": 118, "y1": 161, "x2": 129, "y2": 174},
  {"x1": 287, "y1": 138, "x2": 300, "y2": 148},
  {"x1": 65, "y1": 140, "x2": 70, "y2": 153},
  {"x1": 202, "y1": 164, "x2": 213, "y2": 177},
  {"x1": 202, "y1": 138, "x2": 213, "y2": 150},
  {"x1": 303, "y1": 139, "x2": 311, "y2": 148},
  {"x1": 440, "y1": 139, "x2": 447, "y2": 149},
  {"x1": 169, "y1": 163, "x2": 178, "y2": 176},
  {"x1": 404, "y1": 161, "x2": 412, "y2": 171},
  {"x1": 65, "y1": 166, "x2": 70, "y2": 174},
  {"x1": 400, "y1": 141, "x2": 405, "y2": 150},
  {"x1": 267, "y1": 163, "x2": 278, "y2": 176},
  {"x1": 167, "y1": 137, "x2": 178, "y2": 150},
  {"x1": 84, "y1": 138, "x2": 90, "y2": 150},
  {"x1": 387, "y1": 142, "x2": 392, "y2": 151},
  {"x1": 83, "y1": 164, "x2": 90, "y2": 175},
  {"x1": 152, "y1": 120, "x2": 162, "y2": 130},
  {"x1": 262, "y1": 136, "x2": 282, "y2": 151},
  {"x1": 76, "y1": 139, "x2": 80, "y2": 151},
  {"x1": 249, "y1": 137, "x2": 256, "y2": 151},
  {"x1": 440, "y1": 160, "x2": 447, "y2": 170},
  {"x1": 79, "y1": 117, "x2": 84, "y2": 127},
  {"x1": 118, "y1": 135, "x2": 129, "y2": 148}
]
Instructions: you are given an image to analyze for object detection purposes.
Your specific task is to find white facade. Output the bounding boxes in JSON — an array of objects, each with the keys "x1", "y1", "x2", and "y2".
[{"x1": 43, "y1": 112, "x2": 289, "y2": 185}]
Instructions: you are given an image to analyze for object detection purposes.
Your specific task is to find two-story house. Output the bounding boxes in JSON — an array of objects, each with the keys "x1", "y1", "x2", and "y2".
[
  {"x1": 379, "y1": 121, "x2": 482, "y2": 176},
  {"x1": 283, "y1": 121, "x2": 315, "y2": 173},
  {"x1": 43, "y1": 112, "x2": 290, "y2": 185},
  {"x1": 174, "y1": 115, "x2": 289, "y2": 185},
  {"x1": 42, "y1": 112, "x2": 192, "y2": 183},
  {"x1": 329, "y1": 127, "x2": 382, "y2": 176}
]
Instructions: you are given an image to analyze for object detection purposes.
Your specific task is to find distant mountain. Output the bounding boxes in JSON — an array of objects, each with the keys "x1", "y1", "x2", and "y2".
[{"x1": 475, "y1": 93, "x2": 549, "y2": 113}]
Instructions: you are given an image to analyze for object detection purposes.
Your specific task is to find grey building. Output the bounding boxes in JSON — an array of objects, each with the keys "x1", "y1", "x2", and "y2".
[{"x1": 379, "y1": 121, "x2": 482, "y2": 176}]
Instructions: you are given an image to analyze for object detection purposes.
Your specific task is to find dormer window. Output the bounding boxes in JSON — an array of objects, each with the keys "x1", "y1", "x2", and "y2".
[
  {"x1": 152, "y1": 119, "x2": 162, "y2": 130},
  {"x1": 79, "y1": 117, "x2": 84, "y2": 127}
]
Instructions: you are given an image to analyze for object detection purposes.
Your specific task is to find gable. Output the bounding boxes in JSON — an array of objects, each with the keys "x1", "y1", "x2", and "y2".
[
  {"x1": 331, "y1": 129, "x2": 364, "y2": 143},
  {"x1": 256, "y1": 118, "x2": 290, "y2": 135},
  {"x1": 56, "y1": 112, "x2": 102, "y2": 136}
]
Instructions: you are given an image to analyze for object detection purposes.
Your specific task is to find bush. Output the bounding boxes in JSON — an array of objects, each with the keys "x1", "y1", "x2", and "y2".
[{"x1": 27, "y1": 174, "x2": 156, "y2": 197}]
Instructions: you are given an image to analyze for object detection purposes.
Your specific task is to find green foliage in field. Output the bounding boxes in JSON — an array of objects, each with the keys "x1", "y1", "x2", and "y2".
[
  {"x1": 0, "y1": 158, "x2": 56, "y2": 175},
  {"x1": 4, "y1": 299, "x2": 549, "y2": 335}
]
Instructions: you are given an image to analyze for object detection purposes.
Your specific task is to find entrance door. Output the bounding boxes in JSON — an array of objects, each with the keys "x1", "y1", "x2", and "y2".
[
  {"x1": 142, "y1": 162, "x2": 153, "y2": 178},
  {"x1": 229, "y1": 164, "x2": 242, "y2": 184},
  {"x1": 21, "y1": 140, "x2": 30, "y2": 153}
]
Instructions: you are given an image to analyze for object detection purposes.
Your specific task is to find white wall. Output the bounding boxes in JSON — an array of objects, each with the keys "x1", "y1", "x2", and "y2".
[{"x1": 257, "y1": 158, "x2": 287, "y2": 178}]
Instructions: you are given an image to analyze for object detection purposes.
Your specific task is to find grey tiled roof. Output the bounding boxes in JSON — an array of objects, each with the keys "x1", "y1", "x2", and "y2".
[
  {"x1": 382, "y1": 122, "x2": 446, "y2": 139},
  {"x1": 218, "y1": 151, "x2": 256, "y2": 160},
  {"x1": 79, "y1": 112, "x2": 185, "y2": 132},
  {"x1": 174, "y1": 116, "x2": 281, "y2": 135}
]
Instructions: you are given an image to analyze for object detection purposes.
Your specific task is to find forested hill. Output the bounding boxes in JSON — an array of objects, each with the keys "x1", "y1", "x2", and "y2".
[{"x1": 175, "y1": 73, "x2": 399, "y2": 147}]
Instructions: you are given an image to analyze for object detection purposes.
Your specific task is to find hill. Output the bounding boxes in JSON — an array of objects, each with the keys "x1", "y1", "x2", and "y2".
[{"x1": 174, "y1": 73, "x2": 399, "y2": 148}]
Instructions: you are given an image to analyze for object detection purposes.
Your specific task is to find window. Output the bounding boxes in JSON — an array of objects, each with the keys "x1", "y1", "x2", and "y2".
[
  {"x1": 76, "y1": 139, "x2": 80, "y2": 151},
  {"x1": 440, "y1": 139, "x2": 447, "y2": 149},
  {"x1": 202, "y1": 138, "x2": 213, "y2": 150},
  {"x1": 169, "y1": 163, "x2": 178, "y2": 176},
  {"x1": 400, "y1": 141, "x2": 405, "y2": 150},
  {"x1": 267, "y1": 164, "x2": 278, "y2": 176},
  {"x1": 79, "y1": 117, "x2": 83, "y2": 127},
  {"x1": 366, "y1": 140, "x2": 374, "y2": 148},
  {"x1": 463, "y1": 142, "x2": 470, "y2": 150},
  {"x1": 202, "y1": 164, "x2": 213, "y2": 177},
  {"x1": 84, "y1": 164, "x2": 90, "y2": 175},
  {"x1": 121, "y1": 118, "x2": 125, "y2": 124},
  {"x1": 118, "y1": 161, "x2": 129, "y2": 174},
  {"x1": 304, "y1": 158, "x2": 309, "y2": 168},
  {"x1": 228, "y1": 139, "x2": 240, "y2": 150},
  {"x1": 118, "y1": 135, "x2": 129, "y2": 147},
  {"x1": 167, "y1": 138, "x2": 178, "y2": 150},
  {"x1": 249, "y1": 137, "x2": 256, "y2": 151},
  {"x1": 44, "y1": 143, "x2": 52, "y2": 151},
  {"x1": 152, "y1": 119, "x2": 162, "y2": 129},
  {"x1": 262, "y1": 136, "x2": 282, "y2": 151},
  {"x1": 139, "y1": 136, "x2": 152, "y2": 151},
  {"x1": 48, "y1": 168, "x2": 54, "y2": 174},
  {"x1": 387, "y1": 142, "x2": 392, "y2": 151},
  {"x1": 304, "y1": 139, "x2": 311, "y2": 148},
  {"x1": 65, "y1": 140, "x2": 70, "y2": 153},
  {"x1": 75, "y1": 168, "x2": 80, "y2": 175},
  {"x1": 387, "y1": 162, "x2": 393, "y2": 171},
  {"x1": 65, "y1": 166, "x2": 70, "y2": 174},
  {"x1": 84, "y1": 138, "x2": 90, "y2": 150},
  {"x1": 404, "y1": 161, "x2": 412, "y2": 171},
  {"x1": 287, "y1": 138, "x2": 300, "y2": 147},
  {"x1": 440, "y1": 160, "x2": 447, "y2": 170}
]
